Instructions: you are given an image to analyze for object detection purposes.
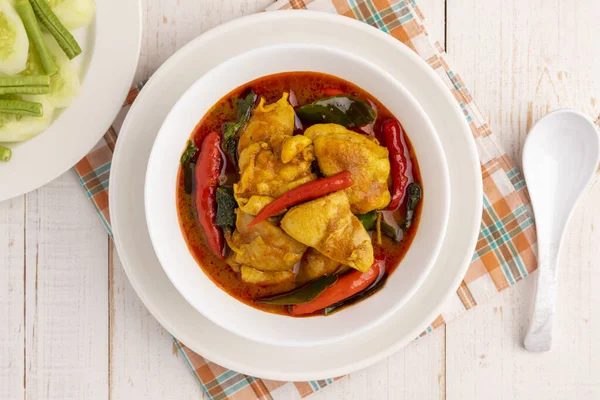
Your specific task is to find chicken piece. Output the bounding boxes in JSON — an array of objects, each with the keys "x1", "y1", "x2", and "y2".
[
  {"x1": 240, "y1": 266, "x2": 295, "y2": 286},
  {"x1": 304, "y1": 123, "x2": 391, "y2": 214},
  {"x1": 281, "y1": 135, "x2": 312, "y2": 164},
  {"x1": 280, "y1": 191, "x2": 374, "y2": 273},
  {"x1": 234, "y1": 95, "x2": 316, "y2": 216},
  {"x1": 296, "y1": 248, "x2": 341, "y2": 284},
  {"x1": 238, "y1": 93, "x2": 295, "y2": 152},
  {"x1": 225, "y1": 209, "x2": 307, "y2": 276}
]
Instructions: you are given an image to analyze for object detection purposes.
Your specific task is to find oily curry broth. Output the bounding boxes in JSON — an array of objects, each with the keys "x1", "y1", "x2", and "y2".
[{"x1": 176, "y1": 72, "x2": 422, "y2": 316}]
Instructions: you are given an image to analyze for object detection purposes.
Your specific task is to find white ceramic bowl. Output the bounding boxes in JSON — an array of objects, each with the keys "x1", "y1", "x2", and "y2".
[{"x1": 145, "y1": 44, "x2": 450, "y2": 347}]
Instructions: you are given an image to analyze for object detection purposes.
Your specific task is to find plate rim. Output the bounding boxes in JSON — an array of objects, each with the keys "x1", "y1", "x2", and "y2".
[
  {"x1": 110, "y1": 10, "x2": 483, "y2": 381},
  {"x1": 0, "y1": 0, "x2": 143, "y2": 201}
]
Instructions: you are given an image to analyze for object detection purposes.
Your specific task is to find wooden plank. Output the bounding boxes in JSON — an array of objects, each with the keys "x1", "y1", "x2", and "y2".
[
  {"x1": 0, "y1": 196, "x2": 25, "y2": 400},
  {"x1": 109, "y1": 245, "x2": 204, "y2": 400},
  {"x1": 23, "y1": 173, "x2": 109, "y2": 399},
  {"x1": 417, "y1": 0, "x2": 446, "y2": 50},
  {"x1": 446, "y1": 0, "x2": 600, "y2": 398}
]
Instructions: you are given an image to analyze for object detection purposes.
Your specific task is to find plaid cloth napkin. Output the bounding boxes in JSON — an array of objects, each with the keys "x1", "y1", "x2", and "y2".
[{"x1": 74, "y1": 0, "x2": 538, "y2": 398}]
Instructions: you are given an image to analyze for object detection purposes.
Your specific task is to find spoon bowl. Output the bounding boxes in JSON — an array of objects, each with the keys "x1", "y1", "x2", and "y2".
[{"x1": 523, "y1": 109, "x2": 600, "y2": 352}]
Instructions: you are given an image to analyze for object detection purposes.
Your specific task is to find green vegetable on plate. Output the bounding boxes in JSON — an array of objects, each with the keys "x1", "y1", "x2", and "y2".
[
  {"x1": 15, "y1": 0, "x2": 58, "y2": 75},
  {"x1": 295, "y1": 95, "x2": 376, "y2": 128},
  {"x1": 0, "y1": 95, "x2": 55, "y2": 142},
  {"x1": 0, "y1": 145, "x2": 11, "y2": 162},
  {"x1": 0, "y1": 75, "x2": 50, "y2": 95},
  {"x1": 256, "y1": 274, "x2": 338, "y2": 305},
  {"x1": 47, "y1": 0, "x2": 96, "y2": 31},
  {"x1": 29, "y1": 0, "x2": 82, "y2": 59},
  {"x1": 0, "y1": 98, "x2": 42, "y2": 116},
  {"x1": 0, "y1": 0, "x2": 30, "y2": 75},
  {"x1": 215, "y1": 186, "x2": 237, "y2": 230}
]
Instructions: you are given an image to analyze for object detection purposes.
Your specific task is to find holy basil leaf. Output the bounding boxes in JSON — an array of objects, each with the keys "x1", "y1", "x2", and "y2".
[
  {"x1": 295, "y1": 95, "x2": 376, "y2": 128},
  {"x1": 220, "y1": 90, "x2": 257, "y2": 164},
  {"x1": 180, "y1": 140, "x2": 198, "y2": 166},
  {"x1": 216, "y1": 186, "x2": 237, "y2": 229},
  {"x1": 183, "y1": 162, "x2": 195, "y2": 195}
]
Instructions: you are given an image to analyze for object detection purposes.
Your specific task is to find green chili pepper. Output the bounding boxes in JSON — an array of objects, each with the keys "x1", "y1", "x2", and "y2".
[{"x1": 355, "y1": 210, "x2": 378, "y2": 231}]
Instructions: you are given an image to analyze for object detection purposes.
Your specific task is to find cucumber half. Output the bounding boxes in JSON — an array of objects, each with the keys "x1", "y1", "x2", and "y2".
[
  {"x1": 0, "y1": 94, "x2": 54, "y2": 142},
  {"x1": 48, "y1": 0, "x2": 95, "y2": 30},
  {"x1": 0, "y1": 0, "x2": 29, "y2": 74}
]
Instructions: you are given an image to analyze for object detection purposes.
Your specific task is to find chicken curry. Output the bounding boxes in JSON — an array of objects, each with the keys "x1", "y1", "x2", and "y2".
[{"x1": 177, "y1": 72, "x2": 422, "y2": 317}]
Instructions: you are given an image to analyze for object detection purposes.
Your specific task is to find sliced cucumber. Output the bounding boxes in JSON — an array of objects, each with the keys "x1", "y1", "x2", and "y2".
[
  {"x1": 0, "y1": 95, "x2": 54, "y2": 142},
  {"x1": 47, "y1": 0, "x2": 95, "y2": 30},
  {"x1": 21, "y1": 44, "x2": 45, "y2": 76},
  {"x1": 43, "y1": 33, "x2": 79, "y2": 108},
  {"x1": 0, "y1": 0, "x2": 29, "y2": 74}
]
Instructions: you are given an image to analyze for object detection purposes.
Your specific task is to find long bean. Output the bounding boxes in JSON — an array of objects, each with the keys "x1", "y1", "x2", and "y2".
[
  {"x1": 28, "y1": 0, "x2": 82, "y2": 59},
  {"x1": 0, "y1": 99, "x2": 43, "y2": 117},
  {"x1": 0, "y1": 75, "x2": 50, "y2": 95},
  {"x1": 0, "y1": 146, "x2": 12, "y2": 162},
  {"x1": 15, "y1": 0, "x2": 58, "y2": 75}
]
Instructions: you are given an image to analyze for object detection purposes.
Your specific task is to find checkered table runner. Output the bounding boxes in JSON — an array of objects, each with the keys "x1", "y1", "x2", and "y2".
[{"x1": 74, "y1": 0, "x2": 538, "y2": 398}]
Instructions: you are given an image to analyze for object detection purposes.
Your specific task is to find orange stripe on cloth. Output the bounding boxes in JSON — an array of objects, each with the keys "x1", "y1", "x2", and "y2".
[
  {"x1": 293, "y1": 382, "x2": 315, "y2": 398},
  {"x1": 456, "y1": 281, "x2": 477, "y2": 309},
  {"x1": 430, "y1": 315, "x2": 445, "y2": 329},
  {"x1": 248, "y1": 379, "x2": 274, "y2": 400},
  {"x1": 331, "y1": 0, "x2": 354, "y2": 17},
  {"x1": 463, "y1": 258, "x2": 489, "y2": 284},
  {"x1": 290, "y1": 0, "x2": 307, "y2": 9}
]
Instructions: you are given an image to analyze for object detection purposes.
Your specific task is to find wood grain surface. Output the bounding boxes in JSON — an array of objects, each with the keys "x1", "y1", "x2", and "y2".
[{"x1": 1, "y1": 0, "x2": 599, "y2": 399}]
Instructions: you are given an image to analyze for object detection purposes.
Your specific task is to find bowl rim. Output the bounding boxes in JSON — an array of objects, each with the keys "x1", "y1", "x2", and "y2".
[{"x1": 144, "y1": 42, "x2": 451, "y2": 347}]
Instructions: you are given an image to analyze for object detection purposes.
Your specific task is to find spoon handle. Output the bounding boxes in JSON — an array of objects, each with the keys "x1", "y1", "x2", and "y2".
[{"x1": 524, "y1": 243, "x2": 560, "y2": 352}]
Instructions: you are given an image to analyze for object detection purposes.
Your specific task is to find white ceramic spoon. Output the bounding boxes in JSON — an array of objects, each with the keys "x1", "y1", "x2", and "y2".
[{"x1": 523, "y1": 109, "x2": 600, "y2": 352}]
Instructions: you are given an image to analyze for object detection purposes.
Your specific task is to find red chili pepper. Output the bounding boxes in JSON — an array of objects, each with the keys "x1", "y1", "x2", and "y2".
[
  {"x1": 290, "y1": 257, "x2": 384, "y2": 316},
  {"x1": 381, "y1": 119, "x2": 410, "y2": 211},
  {"x1": 195, "y1": 131, "x2": 224, "y2": 259},
  {"x1": 323, "y1": 87, "x2": 345, "y2": 97},
  {"x1": 248, "y1": 171, "x2": 353, "y2": 227}
]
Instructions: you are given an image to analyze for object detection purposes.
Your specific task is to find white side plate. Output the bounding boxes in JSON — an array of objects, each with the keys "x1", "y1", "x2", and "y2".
[{"x1": 0, "y1": 0, "x2": 142, "y2": 201}]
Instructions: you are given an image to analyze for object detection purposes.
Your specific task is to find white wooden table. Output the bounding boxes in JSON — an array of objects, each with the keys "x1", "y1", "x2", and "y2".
[{"x1": 2, "y1": 1, "x2": 600, "y2": 399}]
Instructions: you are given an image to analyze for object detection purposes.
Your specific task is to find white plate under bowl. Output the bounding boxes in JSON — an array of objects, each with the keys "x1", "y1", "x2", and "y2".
[
  {"x1": 111, "y1": 11, "x2": 482, "y2": 380},
  {"x1": 0, "y1": 0, "x2": 142, "y2": 202},
  {"x1": 145, "y1": 43, "x2": 450, "y2": 347}
]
